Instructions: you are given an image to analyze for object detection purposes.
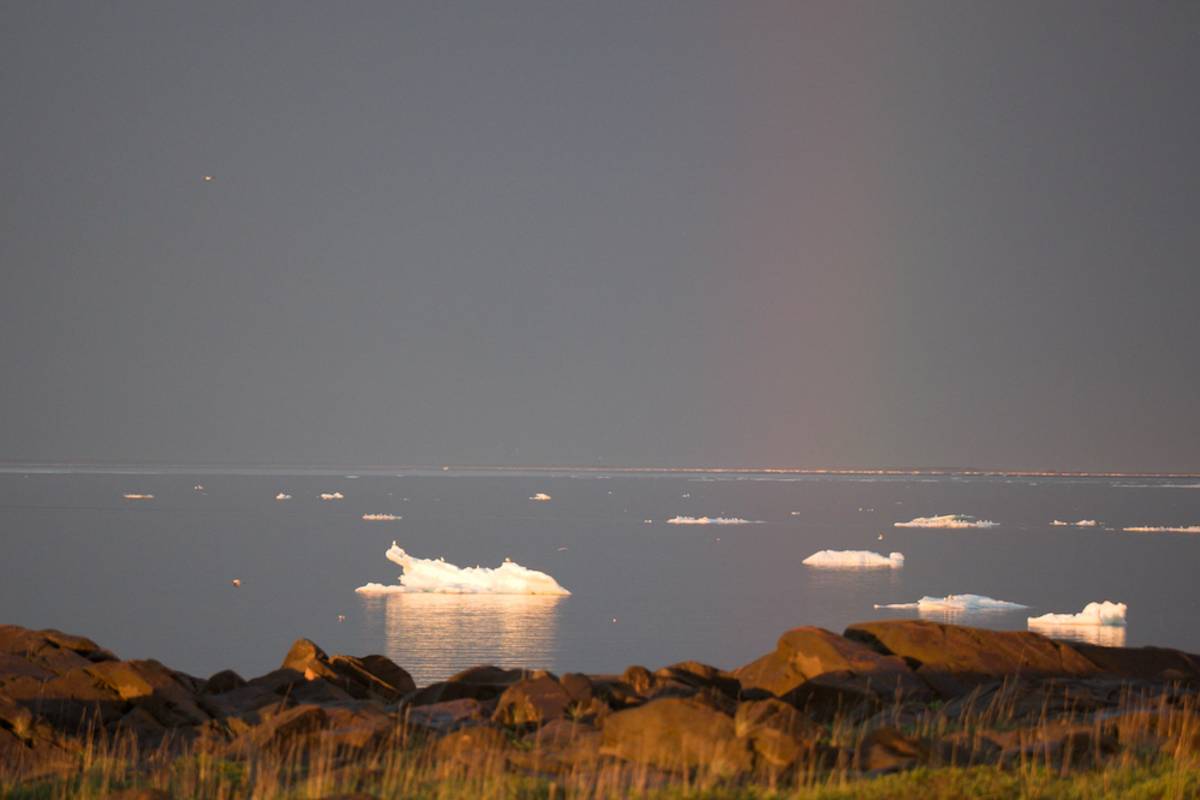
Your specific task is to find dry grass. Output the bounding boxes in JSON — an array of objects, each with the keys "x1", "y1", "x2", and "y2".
[{"x1": 4, "y1": 681, "x2": 1198, "y2": 799}]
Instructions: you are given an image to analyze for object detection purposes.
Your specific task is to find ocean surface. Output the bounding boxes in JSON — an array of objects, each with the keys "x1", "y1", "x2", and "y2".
[{"x1": 2, "y1": 467, "x2": 1199, "y2": 684}]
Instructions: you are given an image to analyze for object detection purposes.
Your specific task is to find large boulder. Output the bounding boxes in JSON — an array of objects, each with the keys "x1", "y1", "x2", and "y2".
[
  {"x1": 492, "y1": 674, "x2": 572, "y2": 726},
  {"x1": 405, "y1": 665, "x2": 531, "y2": 706},
  {"x1": 0, "y1": 626, "x2": 117, "y2": 677},
  {"x1": 279, "y1": 639, "x2": 414, "y2": 702},
  {"x1": 85, "y1": 659, "x2": 209, "y2": 727},
  {"x1": 1067, "y1": 643, "x2": 1200, "y2": 683},
  {"x1": 510, "y1": 718, "x2": 602, "y2": 772},
  {"x1": 734, "y1": 698, "x2": 820, "y2": 769},
  {"x1": 844, "y1": 621, "x2": 1099, "y2": 694},
  {"x1": 734, "y1": 627, "x2": 924, "y2": 708},
  {"x1": 601, "y1": 696, "x2": 752, "y2": 777}
]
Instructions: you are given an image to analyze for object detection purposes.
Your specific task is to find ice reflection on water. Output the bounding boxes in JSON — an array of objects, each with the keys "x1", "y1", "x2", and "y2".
[
  {"x1": 1027, "y1": 622, "x2": 1127, "y2": 647},
  {"x1": 360, "y1": 593, "x2": 566, "y2": 684}
]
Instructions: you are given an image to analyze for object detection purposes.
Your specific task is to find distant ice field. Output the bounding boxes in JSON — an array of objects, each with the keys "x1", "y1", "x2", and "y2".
[{"x1": 0, "y1": 468, "x2": 1198, "y2": 684}]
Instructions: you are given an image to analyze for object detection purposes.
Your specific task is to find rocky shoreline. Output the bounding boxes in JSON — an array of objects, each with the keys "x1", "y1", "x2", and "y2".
[{"x1": 3, "y1": 620, "x2": 1199, "y2": 797}]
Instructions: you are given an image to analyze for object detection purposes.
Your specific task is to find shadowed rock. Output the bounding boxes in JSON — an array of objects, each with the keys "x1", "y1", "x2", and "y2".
[
  {"x1": 844, "y1": 621, "x2": 1101, "y2": 695},
  {"x1": 735, "y1": 627, "x2": 925, "y2": 709}
]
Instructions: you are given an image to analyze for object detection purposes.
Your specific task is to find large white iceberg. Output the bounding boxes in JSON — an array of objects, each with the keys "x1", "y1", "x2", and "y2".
[
  {"x1": 803, "y1": 550, "x2": 904, "y2": 569},
  {"x1": 1027, "y1": 600, "x2": 1127, "y2": 628},
  {"x1": 356, "y1": 542, "x2": 571, "y2": 596},
  {"x1": 894, "y1": 514, "x2": 998, "y2": 529},
  {"x1": 666, "y1": 516, "x2": 760, "y2": 525},
  {"x1": 875, "y1": 594, "x2": 1028, "y2": 611},
  {"x1": 1123, "y1": 525, "x2": 1200, "y2": 534}
]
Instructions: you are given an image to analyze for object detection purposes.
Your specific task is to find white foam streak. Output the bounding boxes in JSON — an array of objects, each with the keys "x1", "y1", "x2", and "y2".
[
  {"x1": 875, "y1": 594, "x2": 1028, "y2": 611},
  {"x1": 803, "y1": 550, "x2": 904, "y2": 569},
  {"x1": 1028, "y1": 601, "x2": 1127, "y2": 627},
  {"x1": 356, "y1": 542, "x2": 571, "y2": 596},
  {"x1": 666, "y1": 516, "x2": 760, "y2": 525},
  {"x1": 894, "y1": 514, "x2": 998, "y2": 529}
]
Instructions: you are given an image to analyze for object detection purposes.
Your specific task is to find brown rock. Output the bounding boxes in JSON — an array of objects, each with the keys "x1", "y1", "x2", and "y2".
[
  {"x1": 1069, "y1": 643, "x2": 1200, "y2": 683},
  {"x1": 406, "y1": 665, "x2": 530, "y2": 706},
  {"x1": 855, "y1": 727, "x2": 928, "y2": 773},
  {"x1": 734, "y1": 627, "x2": 923, "y2": 706},
  {"x1": 0, "y1": 625, "x2": 116, "y2": 677},
  {"x1": 656, "y1": 661, "x2": 741, "y2": 699},
  {"x1": 621, "y1": 665, "x2": 654, "y2": 695},
  {"x1": 492, "y1": 675, "x2": 572, "y2": 726},
  {"x1": 405, "y1": 698, "x2": 489, "y2": 733},
  {"x1": 510, "y1": 719, "x2": 602, "y2": 772},
  {"x1": 433, "y1": 725, "x2": 511, "y2": 767},
  {"x1": 86, "y1": 660, "x2": 209, "y2": 727},
  {"x1": 844, "y1": 621, "x2": 1098, "y2": 693},
  {"x1": 1, "y1": 668, "x2": 125, "y2": 729},
  {"x1": 601, "y1": 696, "x2": 752, "y2": 777},
  {"x1": 204, "y1": 669, "x2": 247, "y2": 694},
  {"x1": 735, "y1": 698, "x2": 819, "y2": 769},
  {"x1": 235, "y1": 704, "x2": 328, "y2": 752}
]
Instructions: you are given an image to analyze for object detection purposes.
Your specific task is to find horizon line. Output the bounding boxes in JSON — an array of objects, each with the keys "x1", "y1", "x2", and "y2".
[{"x1": 1, "y1": 460, "x2": 1198, "y2": 480}]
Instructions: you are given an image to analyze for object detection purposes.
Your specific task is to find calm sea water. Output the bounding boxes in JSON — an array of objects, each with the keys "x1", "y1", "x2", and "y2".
[{"x1": 1, "y1": 468, "x2": 1198, "y2": 684}]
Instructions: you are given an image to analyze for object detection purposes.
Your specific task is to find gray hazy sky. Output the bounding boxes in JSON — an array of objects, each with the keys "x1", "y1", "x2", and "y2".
[{"x1": 2, "y1": 2, "x2": 1198, "y2": 471}]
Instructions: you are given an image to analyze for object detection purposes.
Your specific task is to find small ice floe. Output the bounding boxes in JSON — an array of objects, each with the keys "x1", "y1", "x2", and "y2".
[
  {"x1": 790, "y1": 511, "x2": 803, "y2": 516},
  {"x1": 193, "y1": 484, "x2": 205, "y2": 492},
  {"x1": 666, "y1": 516, "x2": 760, "y2": 525},
  {"x1": 1051, "y1": 519, "x2": 1100, "y2": 527},
  {"x1": 681, "y1": 493, "x2": 691, "y2": 498},
  {"x1": 123, "y1": 493, "x2": 154, "y2": 500},
  {"x1": 894, "y1": 514, "x2": 998, "y2": 529},
  {"x1": 877, "y1": 533, "x2": 885, "y2": 540},
  {"x1": 875, "y1": 594, "x2": 1027, "y2": 611},
  {"x1": 355, "y1": 542, "x2": 571, "y2": 595},
  {"x1": 1122, "y1": 525, "x2": 1200, "y2": 534},
  {"x1": 320, "y1": 492, "x2": 345, "y2": 501},
  {"x1": 345, "y1": 475, "x2": 359, "y2": 479},
  {"x1": 530, "y1": 492, "x2": 552, "y2": 502},
  {"x1": 556, "y1": 546, "x2": 568, "y2": 551},
  {"x1": 643, "y1": 519, "x2": 653, "y2": 524},
  {"x1": 362, "y1": 513, "x2": 401, "y2": 521},
  {"x1": 275, "y1": 492, "x2": 292, "y2": 501},
  {"x1": 231, "y1": 579, "x2": 241, "y2": 588},
  {"x1": 1028, "y1": 600, "x2": 1127, "y2": 628},
  {"x1": 803, "y1": 550, "x2": 904, "y2": 569}
]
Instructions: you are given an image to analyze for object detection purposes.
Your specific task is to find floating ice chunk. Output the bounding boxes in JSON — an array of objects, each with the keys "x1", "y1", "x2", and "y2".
[
  {"x1": 894, "y1": 514, "x2": 998, "y2": 529},
  {"x1": 275, "y1": 492, "x2": 292, "y2": 500},
  {"x1": 1051, "y1": 519, "x2": 1100, "y2": 527},
  {"x1": 1122, "y1": 525, "x2": 1200, "y2": 534},
  {"x1": 362, "y1": 513, "x2": 401, "y2": 521},
  {"x1": 1028, "y1": 601, "x2": 1127, "y2": 628},
  {"x1": 356, "y1": 542, "x2": 571, "y2": 595},
  {"x1": 320, "y1": 492, "x2": 345, "y2": 501},
  {"x1": 666, "y1": 516, "x2": 760, "y2": 525},
  {"x1": 803, "y1": 550, "x2": 904, "y2": 569},
  {"x1": 193, "y1": 484, "x2": 205, "y2": 491},
  {"x1": 875, "y1": 594, "x2": 1028, "y2": 611},
  {"x1": 123, "y1": 493, "x2": 154, "y2": 500},
  {"x1": 530, "y1": 492, "x2": 552, "y2": 501}
]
